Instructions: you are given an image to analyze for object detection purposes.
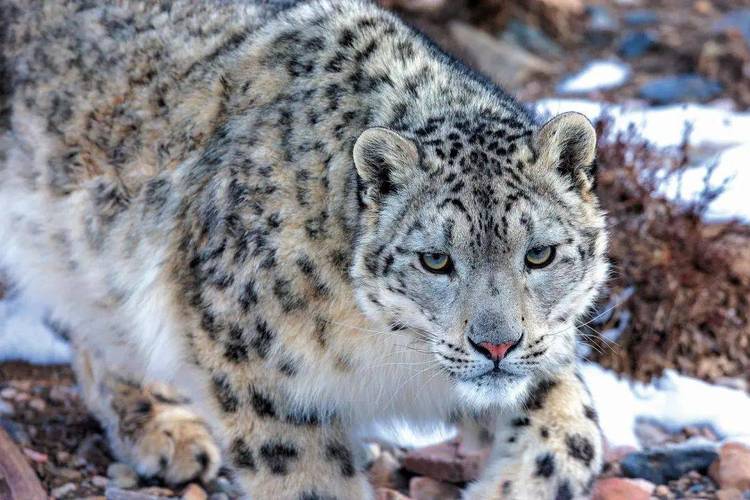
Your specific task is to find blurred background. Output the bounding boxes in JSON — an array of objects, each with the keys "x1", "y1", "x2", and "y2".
[{"x1": 1, "y1": 1, "x2": 749, "y2": 499}]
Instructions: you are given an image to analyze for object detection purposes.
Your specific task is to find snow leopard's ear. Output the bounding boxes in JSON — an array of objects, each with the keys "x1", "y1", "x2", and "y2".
[
  {"x1": 534, "y1": 112, "x2": 597, "y2": 194},
  {"x1": 353, "y1": 127, "x2": 420, "y2": 202}
]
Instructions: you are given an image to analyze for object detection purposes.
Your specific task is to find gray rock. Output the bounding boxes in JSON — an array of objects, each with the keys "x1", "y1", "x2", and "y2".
[
  {"x1": 448, "y1": 21, "x2": 557, "y2": 91},
  {"x1": 620, "y1": 446, "x2": 719, "y2": 485},
  {"x1": 0, "y1": 417, "x2": 30, "y2": 446},
  {"x1": 639, "y1": 74, "x2": 723, "y2": 104},
  {"x1": 624, "y1": 9, "x2": 659, "y2": 27},
  {"x1": 618, "y1": 31, "x2": 658, "y2": 58},
  {"x1": 586, "y1": 6, "x2": 619, "y2": 46},
  {"x1": 501, "y1": 20, "x2": 562, "y2": 58},
  {"x1": 106, "y1": 487, "x2": 171, "y2": 500},
  {"x1": 51, "y1": 482, "x2": 77, "y2": 498},
  {"x1": 107, "y1": 462, "x2": 139, "y2": 489},
  {"x1": 0, "y1": 399, "x2": 13, "y2": 416}
]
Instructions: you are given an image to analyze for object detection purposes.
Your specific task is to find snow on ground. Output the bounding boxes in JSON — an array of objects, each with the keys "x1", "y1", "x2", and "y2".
[
  {"x1": 536, "y1": 99, "x2": 750, "y2": 222},
  {"x1": 556, "y1": 60, "x2": 631, "y2": 94},
  {"x1": 0, "y1": 287, "x2": 71, "y2": 365},
  {"x1": 581, "y1": 363, "x2": 750, "y2": 449},
  {"x1": 372, "y1": 364, "x2": 750, "y2": 450}
]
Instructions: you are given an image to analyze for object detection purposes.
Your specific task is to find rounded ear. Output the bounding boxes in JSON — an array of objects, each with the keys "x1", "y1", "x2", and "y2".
[
  {"x1": 353, "y1": 127, "x2": 420, "y2": 201},
  {"x1": 534, "y1": 112, "x2": 597, "y2": 193}
]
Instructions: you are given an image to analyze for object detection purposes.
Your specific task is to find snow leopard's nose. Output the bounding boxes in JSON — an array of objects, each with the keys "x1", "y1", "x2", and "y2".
[
  {"x1": 467, "y1": 310, "x2": 522, "y2": 362},
  {"x1": 476, "y1": 341, "x2": 516, "y2": 362}
]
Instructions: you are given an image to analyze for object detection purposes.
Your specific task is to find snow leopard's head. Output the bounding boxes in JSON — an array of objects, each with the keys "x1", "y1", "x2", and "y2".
[{"x1": 351, "y1": 111, "x2": 608, "y2": 409}]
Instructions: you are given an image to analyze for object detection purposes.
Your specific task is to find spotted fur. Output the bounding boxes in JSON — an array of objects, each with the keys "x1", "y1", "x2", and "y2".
[{"x1": 1, "y1": 1, "x2": 607, "y2": 498}]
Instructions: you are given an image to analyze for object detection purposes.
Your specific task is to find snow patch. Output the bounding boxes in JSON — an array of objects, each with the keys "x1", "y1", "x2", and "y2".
[
  {"x1": 536, "y1": 99, "x2": 750, "y2": 222},
  {"x1": 556, "y1": 61, "x2": 631, "y2": 94},
  {"x1": 0, "y1": 288, "x2": 71, "y2": 364},
  {"x1": 581, "y1": 363, "x2": 750, "y2": 449}
]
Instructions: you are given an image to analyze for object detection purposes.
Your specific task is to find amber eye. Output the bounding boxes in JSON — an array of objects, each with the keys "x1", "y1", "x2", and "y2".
[
  {"x1": 525, "y1": 246, "x2": 556, "y2": 269},
  {"x1": 420, "y1": 253, "x2": 452, "y2": 274}
]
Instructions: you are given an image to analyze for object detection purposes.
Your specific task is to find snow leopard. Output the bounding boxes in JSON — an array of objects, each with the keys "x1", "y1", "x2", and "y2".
[{"x1": 0, "y1": 0, "x2": 608, "y2": 498}]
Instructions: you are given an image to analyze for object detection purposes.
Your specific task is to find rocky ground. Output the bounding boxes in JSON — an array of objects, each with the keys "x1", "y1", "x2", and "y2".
[
  {"x1": 2, "y1": 1, "x2": 750, "y2": 499},
  {"x1": 2, "y1": 363, "x2": 750, "y2": 499}
]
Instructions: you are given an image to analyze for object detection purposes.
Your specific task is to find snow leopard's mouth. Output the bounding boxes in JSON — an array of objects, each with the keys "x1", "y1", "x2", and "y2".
[{"x1": 474, "y1": 366, "x2": 524, "y2": 381}]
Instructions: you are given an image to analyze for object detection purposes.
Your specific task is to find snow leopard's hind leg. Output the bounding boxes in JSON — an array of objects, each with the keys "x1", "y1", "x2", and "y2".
[{"x1": 72, "y1": 345, "x2": 222, "y2": 485}]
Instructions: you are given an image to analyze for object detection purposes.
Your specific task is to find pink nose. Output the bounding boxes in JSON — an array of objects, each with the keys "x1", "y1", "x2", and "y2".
[{"x1": 479, "y1": 341, "x2": 515, "y2": 361}]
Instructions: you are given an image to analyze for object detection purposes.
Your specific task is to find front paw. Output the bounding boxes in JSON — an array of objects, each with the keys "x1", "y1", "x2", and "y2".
[
  {"x1": 464, "y1": 374, "x2": 603, "y2": 499},
  {"x1": 130, "y1": 403, "x2": 222, "y2": 484}
]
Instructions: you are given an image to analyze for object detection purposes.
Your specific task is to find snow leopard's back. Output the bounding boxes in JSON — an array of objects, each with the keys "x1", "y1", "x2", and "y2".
[{"x1": 0, "y1": 0, "x2": 300, "y2": 197}]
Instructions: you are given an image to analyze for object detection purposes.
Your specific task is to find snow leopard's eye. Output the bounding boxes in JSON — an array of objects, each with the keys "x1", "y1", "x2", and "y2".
[
  {"x1": 525, "y1": 245, "x2": 556, "y2": 269},
  {"x1": 420, "y1": 253, "x2": 453, "y2": 274}
]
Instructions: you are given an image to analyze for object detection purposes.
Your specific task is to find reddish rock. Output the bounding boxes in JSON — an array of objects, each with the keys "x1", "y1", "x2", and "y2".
[
  {"x1": 369, "y1": 450, "x2": 406, "y2": 491},
  {"x1": 604, "y1": 444, "x2": 638, "y2": 463},
  {"x1": 375, "y1": 488, "x2": 410, "y2": 500},
  {"x1": 716, "y1": 488, "x2": 744, "y2": 500},
  {"x1": 22, "y1": 447, "x2": 48, "y2": 463},
  {"x1": 409, "y1": 477, "x2": 461, "y2": 500},
  {"x1": 402, "y1": 439, "x2": 487, "y2": 483},
  {"x1": 709, "y1": 442, "x2": 750, "y2": 490},
  {"x1": 592, "y1": 477, "x2": 654, "y2": 500},
  {"x1": 181, "y1": 483, "x2": 207, "y2": 500}
]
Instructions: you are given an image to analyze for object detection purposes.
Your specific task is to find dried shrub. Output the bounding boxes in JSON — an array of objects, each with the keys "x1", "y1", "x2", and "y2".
[{"x1": 589, "y1": 119, "x2": 750, "y2": 384}]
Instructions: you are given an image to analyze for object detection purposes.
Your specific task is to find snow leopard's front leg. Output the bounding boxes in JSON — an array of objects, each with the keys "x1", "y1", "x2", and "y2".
[
  {"x1": 464, "y1": 369, "x2": 602, "y2": 500},
  {"x1": 208, "y1": 372, "x2": 373, "y2": 500}
]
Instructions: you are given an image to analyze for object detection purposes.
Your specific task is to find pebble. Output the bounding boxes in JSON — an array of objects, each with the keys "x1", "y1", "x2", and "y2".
[
  {"x1": 9, "y1": 380, "x2": 31, "y2": 391},
  {"x1": 181, "y1": 484, "x2": 207, "y2": 500},
  {"x1": 709, "y1": 442, "x2": 750, "y2": 490},
  {"x1": 208, "y1": 495, "x2": 229, "y2": 500},
  {"x1": 620, "y1": 446, "x2": 719, "y2": 484},
  {"x1": 654, "y1": 484, "x2": 671, "y2": 497},
  {"x1": 618, "y1": 31, "x2": 658, "y2": 58},
  {"x1": 375, "y1": 488, "x2": 410, "y2": 500},
  {"x1": 28, "y1": 397, "x2": 46, "y2": 412},
  {"x1": 369, "y1": 450, "x2": 405, "y2": 491},
  {"x1": 138, "y1": 487, "x2": 174, "y2": 497},
  {"x1": 0, "y1": 399, "x2": 13, "y2": 416},
  {"x1": 92, "y1": 475, "x2": 110, "y2": 488},
  {"x1": 586, "y1": 5, "x2": 619, "y2": 46},
  {"x1": 0, "y1": 387, "x2": 18, "y2": 399},
  {"x1": 716, "y1": 488, "x2": 744, "y2": 500},
  {"x1": 51, "y1": 466, "x2": 83, "y2": 480},
  {"x1": 639, "y1": 74, "x2": 723, "y2": 104},
  {"x1": 105, "y1": 487, "x2": 165, "y2": 500},
  {"x1": 107, "y1": 462, "x2": 139, "y2": 489},
  {"x1": 13, "y1": 392, "x2": 30, "y2": 403},
  {"x1": 23, "y1": 447, "x2": 49, "y2": 463},
  {"x1": 624, "y1": 9, "x2": 659, "y2": 27},
  {"x1": 0, "y1": 418, "x2": 31, "y2": 446},
  {"x1": 592, "y1": 477, "x2": 654, "y2": 500},
  {"x1": 402, "y1": 439, "x2": 486, "y2": 483},
  {"x1": 409, "y1": 476, "x2": 461, "y2": 500},
  {"x1": 51, "y1": 482, "x2": 77, "y2": 498},
  {"x1": 56, "y1": 450, "x2": 71, "y2": 463}
]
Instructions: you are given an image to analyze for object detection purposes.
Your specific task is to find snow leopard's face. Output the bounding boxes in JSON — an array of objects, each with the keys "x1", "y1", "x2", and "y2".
[{"x1": 351, "y1": 113, "x2": 608, "y2": 409}]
